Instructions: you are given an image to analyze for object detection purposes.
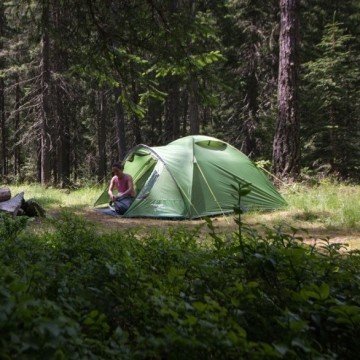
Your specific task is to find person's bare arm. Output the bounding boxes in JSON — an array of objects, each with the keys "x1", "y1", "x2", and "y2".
[{"x1": 108, "y1": 177, "x2": 116, "y2": 201}]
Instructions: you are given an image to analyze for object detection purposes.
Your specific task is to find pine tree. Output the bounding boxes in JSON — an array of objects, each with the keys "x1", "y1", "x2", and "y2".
[
  {"x1": 272, "y1": 0, "x2": 300, "y2": 180},
  {"x1": 0, "y1": 2, "x2": 8, "y2": 177},
  {"x1": 303, "y1": 21, "x2": 360, "y2": 178}
]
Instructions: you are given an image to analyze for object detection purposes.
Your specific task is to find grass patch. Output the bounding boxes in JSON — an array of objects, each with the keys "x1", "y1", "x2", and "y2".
[
  {"x1": 9, "y1": 184, "x2": 102, "y2": 210},
  {"x1": 283, "y1": 180, "x2": 360, "y2": 231},
  {"x1": 8, "y1": 181, "x2": 360, "y2": 241}
]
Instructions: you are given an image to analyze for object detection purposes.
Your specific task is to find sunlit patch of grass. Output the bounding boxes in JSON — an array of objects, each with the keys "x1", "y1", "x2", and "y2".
[
  {"x1": 8, "y1": 184, "x2": 104, "y2": 210},
  {"x1": 7, "y1": 181, "x2": 360, "y2": 242},
  {"x1": 282, "y1": 180, "x2": 360, "y2": 231}
]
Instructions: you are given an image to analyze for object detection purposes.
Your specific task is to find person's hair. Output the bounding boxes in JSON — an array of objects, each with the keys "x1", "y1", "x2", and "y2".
[{"x1": 112, "y1": 162, "x2": 124, "y2": 171}]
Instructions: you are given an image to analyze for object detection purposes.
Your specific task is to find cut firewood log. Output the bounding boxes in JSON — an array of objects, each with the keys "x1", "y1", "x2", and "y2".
[
  {"x1": 0, "y1": 187, "x2": 11, "y2": 202},
  {"x1": 0, "y1": 192, "x2": 24, "y2": 216}
]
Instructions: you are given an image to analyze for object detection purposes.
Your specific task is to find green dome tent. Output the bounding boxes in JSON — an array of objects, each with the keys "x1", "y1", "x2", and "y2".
[{"x1": 94, "y1": 135, "x2": 287, "y2": 218}]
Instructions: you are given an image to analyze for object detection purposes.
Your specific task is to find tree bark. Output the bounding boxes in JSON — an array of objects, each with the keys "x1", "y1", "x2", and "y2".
[
  {"x1": 181, "y1": 91, "x2": 188, "y2": 137},
  {"x1": 188, "y1": 0, "x2": 200, "y2": 136},
  {"x1": 241, "y1": 62, "x2": 259, "y2": 158},
  {"x1": 272, "y1": 0, "x2": 300, "y2": 180},
  {"x1": 329, "y1": 106, "x2": 338, "y2": 174},
  {"x1": 0, "y1": 79, "x2": 6, "y2": 178},
  {"x1": 40, "y1": 0, "x2": 52, "y2": 185},
  {"x1": 114, "y1": 87, "x2": 127, "y2": 160},
  {"x1": 148, "y1": 98, "x2": 162, "y2": 145},
  {"x1": 164, "y1": 77, "x2": 180, "y2": 142},
  {"x1": 72, "y1": 129, "x2": 78, "y2": 183},
  {"x1": 130, "y1": 80, "x2": 142, "y2": 145},
  {"x1": 0, "y1": 3, "x2": 7, "y2": 178},
  {"x1": 189, "y1": 78, "x2": 199, "y2": 135},
  {"x1": 97, "y1": 90, "x2": 107, "y2": 181},
  {"x1": 53, "y1": 1, "x2": 71, "y2": 188},
  {"x1": 59, "y1": 116, "x2": 71, "y2": 187},
  {"x1": 14, "y1": 75, "x2": 22, "y2": 177}
]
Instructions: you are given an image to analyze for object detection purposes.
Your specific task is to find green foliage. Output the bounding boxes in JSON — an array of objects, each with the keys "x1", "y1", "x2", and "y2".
[
  {"x1": 0, "y1": 213, "x2": 28, "y2": 242},
  {"x1": 2, "y1": 0, "x2": 360, "y2": 183},
  {"x1": 1, "y1": 210, "x2": 360, "y2": 358},
  {"x1": 302, "y1": 21, "x2": 360, "y2": 179}
]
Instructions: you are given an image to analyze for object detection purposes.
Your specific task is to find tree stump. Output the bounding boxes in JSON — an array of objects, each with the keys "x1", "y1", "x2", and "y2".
[
  {"x1": 22, "y1": 199, "x2": 46, "y2": 217},
  {"x1": 0, "y1": 187, "x2": 11, "y2": 202}
]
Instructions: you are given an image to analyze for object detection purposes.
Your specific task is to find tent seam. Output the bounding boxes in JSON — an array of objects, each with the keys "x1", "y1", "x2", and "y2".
[{"x1": 195, "y1": 159, "x2": 230, "y2": 224}]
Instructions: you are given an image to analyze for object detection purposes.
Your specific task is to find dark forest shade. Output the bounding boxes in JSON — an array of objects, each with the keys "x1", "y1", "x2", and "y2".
[
  {"x1": 14, "y1": 75, "x2": 21, "y2": 177},
  {"x1": 40, "y1": 0, "x2": 51, "y2": 185},
  {"x1": 0, "y1": 0, "x2": 358, "y2": 185},
  {"x1": 0, "y1": 3, "x2": 7, "y2": 177},
  {"x1": 114, "y1": 88, "x2": 127, "y2": 161},
  {"x1": 97, "y1": 90, "x2": 107, "y2": 182},
  {"x1": 272, "y1": 0, "x2": 300, "y2": 180}
]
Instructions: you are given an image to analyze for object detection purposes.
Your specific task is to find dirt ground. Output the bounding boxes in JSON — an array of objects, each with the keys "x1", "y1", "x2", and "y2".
[{"x1": 69, "y1": 207, "x2": 360, "y2": 250}]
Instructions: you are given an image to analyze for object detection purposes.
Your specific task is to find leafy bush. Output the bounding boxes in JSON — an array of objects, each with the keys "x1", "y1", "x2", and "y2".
[{"x1": 1, "y1": 212, "x2": 360, "y2": 359}]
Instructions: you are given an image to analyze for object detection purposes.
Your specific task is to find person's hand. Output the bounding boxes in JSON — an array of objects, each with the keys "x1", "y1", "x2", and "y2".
[{"x1": 110, "y1": 194, "x2": 116, "y2": 201}]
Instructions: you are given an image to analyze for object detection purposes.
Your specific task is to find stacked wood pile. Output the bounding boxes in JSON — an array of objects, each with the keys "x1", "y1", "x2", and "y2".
[{"x1": 0, "y1": 187, "x2": 45, "y2": 217}]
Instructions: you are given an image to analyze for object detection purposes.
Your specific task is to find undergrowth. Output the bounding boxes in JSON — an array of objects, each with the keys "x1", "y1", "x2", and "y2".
[{"x1": 1, "y1": 209, "x2": 360, "y2": 359}]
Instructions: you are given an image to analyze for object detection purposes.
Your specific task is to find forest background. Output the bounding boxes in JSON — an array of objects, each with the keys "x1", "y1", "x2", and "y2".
[{"x1": 0, "y1": 0, "x2": 359, "y2": 187}]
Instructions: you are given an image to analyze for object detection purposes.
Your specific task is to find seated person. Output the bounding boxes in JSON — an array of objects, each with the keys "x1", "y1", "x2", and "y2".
[{"x1": 108, "y1": 162, "x2": 136, "y2": 214}]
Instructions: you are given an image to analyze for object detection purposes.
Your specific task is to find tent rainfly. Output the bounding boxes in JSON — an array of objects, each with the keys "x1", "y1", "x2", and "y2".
[{"x1": 94, "y1": 135, "x2": 287, "y2": 218}]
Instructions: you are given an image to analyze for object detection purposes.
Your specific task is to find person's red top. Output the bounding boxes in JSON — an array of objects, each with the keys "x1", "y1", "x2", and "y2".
[{"x1": 112, "y1": 174, "x2": 136, "y2": 197}]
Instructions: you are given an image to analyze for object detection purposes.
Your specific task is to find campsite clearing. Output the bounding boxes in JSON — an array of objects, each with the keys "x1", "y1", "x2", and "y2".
[{"x1": 8, "y1": 181, "x2": 360, "y2": 248}]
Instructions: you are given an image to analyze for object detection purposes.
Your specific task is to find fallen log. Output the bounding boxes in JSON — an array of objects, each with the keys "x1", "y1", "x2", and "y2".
[
  {"x1": 0, "y1": 187, "x2": 11, "y2": 202},
  {"x1": 0, "y1": 192, "x2": 24, "y2": 216}
]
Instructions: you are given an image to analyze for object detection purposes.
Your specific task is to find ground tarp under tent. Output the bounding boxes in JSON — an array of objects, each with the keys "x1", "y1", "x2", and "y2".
[{"x1": 94, "y1": 135, "x2": 287, "y2": 218}]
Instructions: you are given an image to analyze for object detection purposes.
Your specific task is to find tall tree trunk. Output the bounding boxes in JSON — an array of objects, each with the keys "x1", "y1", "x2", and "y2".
[
  {"x1": 164, "y1": 77, "x2": 180, "y2": 142},
  {"x1": 129, "y1": 62, "x2": 142, "y2": 145},
  {"x1": 202, "y1": 106, "x2": 210, "y2": 129},
  {"x1": 40, "y1": 0, "x2": 52, "y2": 185},
  {"x1": 37, "y1": 140, "x2": 42, "y2": 182},
  {"x1": 56, "y1": 100, "x2": 71, "y2": 188},
  {"x1": 73, "y1": 129, "x2": 78, "y2": 183},
  {"x1": 14, "y1": 75, "x2": 21, "y2": 176},
  {"x1": 131, "y1": 85, "x2": 142, "y2": 145},
  {"x1": 329, "y1": 106, "x2": 338, "y2": 174},
  {"x1": 241, "y1": 62, "x2": 259, "y2": 158},
  {"x1": 188, "y1": 0, "x2": 199, "y2": 136},
  {"x1": 114, "y1": 87, "x2": 127, "y2": 160},
  {"x1": 0, "y1": 80, "x2": 6, "y2": 178},
  {"x1": 60, "y1": 117, "x2": 71, "y2": 187},
  {"x1": 189, "y1": 79, "x2": 199, "y2": 135},
  {"x1": 162, "y1": 0, "x2": 180, "y2": 142},
  {"x1": 148, "y1": 98, "x2": 162, "y2": 145},
  {"x1": 0, "y1": 3, "x2": 7, "y2": 178},
  {"x1": 53, "y1": 1, "x2": 71, "y2": 188},
  {"x1": 181, "y1": 91, "x2": 188, "y2": 137},
  {"x1": 272, "y1": 0, "x2": 300, "y2": 180},
  {"x1": 97, "y1": 90, "x2": 107, "y2": 182}
]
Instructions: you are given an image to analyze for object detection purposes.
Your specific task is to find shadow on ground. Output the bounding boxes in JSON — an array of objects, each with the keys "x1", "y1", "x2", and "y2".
[{"x1": 46, "y1": 206, "x2": 360, "y2": 248}]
